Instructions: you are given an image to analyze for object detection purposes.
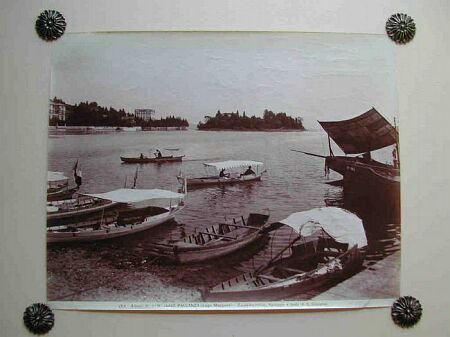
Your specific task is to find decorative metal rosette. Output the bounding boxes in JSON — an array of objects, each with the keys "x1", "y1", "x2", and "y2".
[
  {"x1": 23, "y1": 303, "x2": 55, "y2": 334},
  {"x1": 391, "y1": 296, "x2": 422, "y2": 328},
  {"x1": 386, "y1": 13, "x2": 416, "y2": 44},
  {"x1": 35, "y1": 10, "x2": 66, "y2": 41}
]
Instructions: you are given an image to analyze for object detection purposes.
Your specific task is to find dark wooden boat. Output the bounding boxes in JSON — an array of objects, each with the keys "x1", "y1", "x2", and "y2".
[
  {"x1": 120, "y1": 155, "x2": 184, "y2": 163},
  {"x1": 148, "y1": 213, "x2": 270, "y2": 264},
  {"x1": 202, "y1": 207, "x2": 367, "y2": 301},
  {"x1": 203, "y1": 243, "x2": 363, "y2": 302},
  {"x1": 293, "y1": 108, "x2": 400, "y2": 213}
]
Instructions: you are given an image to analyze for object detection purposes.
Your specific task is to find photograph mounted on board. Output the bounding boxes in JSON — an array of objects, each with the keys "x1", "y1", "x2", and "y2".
[{"x1": 47, "y1": 32, "x2": 400, "y2": 310}]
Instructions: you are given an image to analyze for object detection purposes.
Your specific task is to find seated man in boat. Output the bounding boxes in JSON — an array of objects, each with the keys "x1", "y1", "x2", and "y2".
[
  {"x1": 219, "y1": 168, "x2": 230, "y2": 178},
  {"x1": 155, "y1": 149, "x2": 162, "y2": 158},
  {"x1": 241, "y1": 166, "x2": 255, "y2": 176},
  {"x1": 140, "y1": 153, "x2": 144, "y2": 159}
]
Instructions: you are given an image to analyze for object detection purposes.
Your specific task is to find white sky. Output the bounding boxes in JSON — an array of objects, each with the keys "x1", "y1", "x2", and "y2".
[{"x1": 51, "y1": 32, "x2": 397, "y2": 129}]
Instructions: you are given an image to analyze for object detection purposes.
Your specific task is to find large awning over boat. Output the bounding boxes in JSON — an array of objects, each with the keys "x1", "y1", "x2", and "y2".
[
  {"x1": 318, "y1": 108, "x2": 398, "y2": 154},
  {"x1": 278, "y1": 207, "x2": 367, "y2": 248},
  {"x1": 204, "y1": 160, "x2": 264, "y2": 171},
  {"x1": 83, "y1": 188, "x2": 184, "y2": 204},
  {"x1": 48, "y1": 171, "x2": 68, "y2": 182}
]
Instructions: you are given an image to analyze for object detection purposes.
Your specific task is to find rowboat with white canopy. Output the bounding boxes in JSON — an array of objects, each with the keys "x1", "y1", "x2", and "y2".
[
  {"x1": 148, "y1": 213, "x2": 270, "y2": 264},
  {"x1": 202, "y1": 207, "x2": 367, "y2": 301},
  {"x1": 47, "y1": 171, "x2": 80, "y2": 201},
  {"x1": 177, "y1": 160, "x2": 264, "y2": 189},
  {"x1": 47, "y1": 188, "x2": 185, "y2": 243}
]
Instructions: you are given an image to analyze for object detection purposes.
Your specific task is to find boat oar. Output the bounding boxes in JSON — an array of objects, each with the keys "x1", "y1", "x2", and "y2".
[
  {"x1": 290, "y1": 149, "x2": 327, "y2": 159},
  {"x1": 255, "y1": 235, "x2": 301, "y2": 273}
]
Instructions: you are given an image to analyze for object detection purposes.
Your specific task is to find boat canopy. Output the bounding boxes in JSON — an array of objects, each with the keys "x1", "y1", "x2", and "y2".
[
  {"x1": 318, "y1": 108, "x2": 398, "y2": 154},
  {"x1": 278, "y1": 207, "x2": 367, "y2": 248},
  {"x1": 48, "y1": 171, "x2": 68, "y2": 182},
  {"x1": 204, "y1": 160, "x2": 264, "y2": 171},
  {"x1": 83, "y1": 188, "x2": 184, "y2": 204}
]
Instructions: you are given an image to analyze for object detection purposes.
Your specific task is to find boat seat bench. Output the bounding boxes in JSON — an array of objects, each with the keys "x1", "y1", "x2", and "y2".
[
  {"x1": 282, "y1": 267, "x2": 306, "y2": 274},
  {"x1": 258, "y1": 274, "x2": 283, "y2": 282},
  {"x1": 197, "y1": 231, "x2": 237, "y2": 240}
]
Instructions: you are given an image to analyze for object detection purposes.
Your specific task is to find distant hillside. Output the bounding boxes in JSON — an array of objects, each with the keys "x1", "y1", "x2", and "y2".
[{"x1": 197, "y1": 109, "x2": 305, "y2": 131}]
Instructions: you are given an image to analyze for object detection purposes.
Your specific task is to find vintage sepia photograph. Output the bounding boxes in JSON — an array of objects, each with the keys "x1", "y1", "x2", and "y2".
[{"x1": 47, "y1": 32, "x2": 400, "y2": 308}]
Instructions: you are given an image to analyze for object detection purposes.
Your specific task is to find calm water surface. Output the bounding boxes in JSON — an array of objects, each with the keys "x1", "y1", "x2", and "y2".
[{"x1": 47, "y1": 130, "x2": 400, "y2": 301}]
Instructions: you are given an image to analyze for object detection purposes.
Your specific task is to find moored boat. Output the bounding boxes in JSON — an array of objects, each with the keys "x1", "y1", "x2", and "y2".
[
  {"x1": 120, "y1": 155, "x2": 184, "y2": 163},
  {"x1": 202, "y1": 207, "x2": 367, "y2": 301},
  {"x1": 148, "y1": 213, "x2": 270, "y2": 264},
  {"x1": 47, "y1": 188, "x2": 185, "y2": 243},
  {"x1": 47, "y1": 170, "x2": 80, "y2": 201},
  {"x1": 47, "y1": 196, "x2": 117, "y2": 221},
  {"x1": 177, "y1": 160, "x2": 264, "y2": 189},
  {"x1": 292, "y1": 108, "x2": 400, "y2": 213}
]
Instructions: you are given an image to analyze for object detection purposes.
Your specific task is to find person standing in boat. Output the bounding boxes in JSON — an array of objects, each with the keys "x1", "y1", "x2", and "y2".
[
  {"x1": 140, "y1": 153, "x2": 144, "y2": 159},
  {"x1": 241, "y1": 166, "x2": 255, "y2": 176},
  {"x1": 73, "y1": 159, "x2": 82, "y2": 188},
  {"x1": 155, "y1": 149, "x2": 162, "y2": 158}
]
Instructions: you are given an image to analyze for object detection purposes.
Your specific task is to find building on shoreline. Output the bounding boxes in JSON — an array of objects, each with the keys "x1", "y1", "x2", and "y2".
[
  {"x1": 49, "y1": 98, "x2": 66, "y2": 123},
  {"x1": 134, "y1": 109, "x2": 155, "y2": 121}
]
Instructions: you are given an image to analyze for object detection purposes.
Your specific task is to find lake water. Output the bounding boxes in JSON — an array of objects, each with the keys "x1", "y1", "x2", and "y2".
[{"x1": 47, "y1": 130, "x2": 400, "y2": 301}]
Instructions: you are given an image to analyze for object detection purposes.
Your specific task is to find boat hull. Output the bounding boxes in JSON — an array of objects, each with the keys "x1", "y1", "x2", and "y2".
[
  {"x1": 120, "y1": 155, "x2": 184, "y2": 163},
  {"x1": 151, "y1": 231, "x2": 265, "y2": 264},
  {"x1": 47, "y1": 210, "x2": 176, "y2": 243},
  {"x1": 178, "y1": 175, "x2": 262, "y2": 188},
  {"x1": 203, "y1": 246, "x2": 363, "y2": 302},
  {"x1": 47, "y1": 187, "x2": 79, "y2": 202},
  {"x1": 47, "y1": 199, "x2": 117, "y2": 221},
  {"x1": 149, "y1": 213, "x2": 270, "y2": 263},
  {"x1": 326, "y1": 156, "x2": 400, "y2": 216}
]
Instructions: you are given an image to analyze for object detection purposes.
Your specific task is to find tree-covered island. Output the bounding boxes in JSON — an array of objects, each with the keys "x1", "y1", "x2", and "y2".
[{"x1": 197, "y1": 109, "x2": 305, "y2": 131}]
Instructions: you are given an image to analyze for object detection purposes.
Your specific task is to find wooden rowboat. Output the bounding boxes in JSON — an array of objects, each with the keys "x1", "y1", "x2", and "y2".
[
  {"x1": 178, "y1": 160, "x2": 264, "y2": 189},
  {"x1": 47, "y1": 205, "x2": 180, "y2": 243},
  {"x1": 120, "y1": 155, "x2": 184, "y2": 164},
  {"x1": 202, "y1": 207, "x2": 367, "y2": 301},
  {"x1": 47, "y1": 196, "x2": 117, "y2": 221},
  {"x1": 202, "y1": 242, "x2": 363, "y2": 302},
  {"x1": 47, "y1": 165, "x2": 82, "y2": 201},
  {"x1": 47, "y1": 188, "x2": 185, "y2": 243},
  {"x1": 148, "y1": 213, "x2": 270, "y2": 264},
  {"x1": 47, "y1": 186, "x2": 79, "y2": 202},
  {"x1": 177, "y1": 174, "x2": 262, "y2": 188}
]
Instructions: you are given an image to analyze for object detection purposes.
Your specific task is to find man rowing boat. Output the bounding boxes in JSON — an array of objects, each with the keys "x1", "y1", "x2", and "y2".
[{"x1": 241, "y1": 166, "x2": 255, "y2": 176}]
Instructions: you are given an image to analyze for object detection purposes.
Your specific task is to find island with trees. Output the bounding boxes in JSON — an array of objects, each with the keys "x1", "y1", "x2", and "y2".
[{"x1": 197, "y1": 109, "x2": 305, "y2": 131}]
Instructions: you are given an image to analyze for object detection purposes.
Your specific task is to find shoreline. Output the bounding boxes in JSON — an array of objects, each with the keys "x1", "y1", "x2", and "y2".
[
  {"x1": 197, "y1": 128, "x2": 307, "y2": 132},
  {"x1": 49, "y1": 126, "x2": 308, "y2": 133}
]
